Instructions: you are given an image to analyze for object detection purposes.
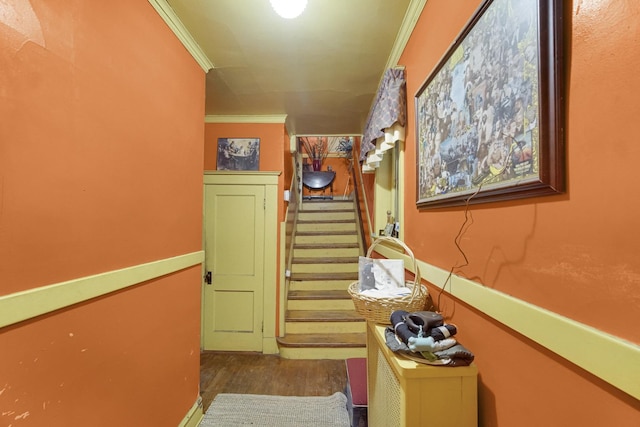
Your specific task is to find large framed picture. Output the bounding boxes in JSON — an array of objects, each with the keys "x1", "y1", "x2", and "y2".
[
  {"x1": 216, "y1": 138, "x2": 260, "y2": 171},
  {"x1": 415, "y1": 0, "x2": 564, "y2": 209}
]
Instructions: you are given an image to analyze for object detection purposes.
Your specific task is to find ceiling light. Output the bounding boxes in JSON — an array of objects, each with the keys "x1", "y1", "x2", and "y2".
[{"x1": 270, "y1": 0, "x2": 307, "y2": 19}]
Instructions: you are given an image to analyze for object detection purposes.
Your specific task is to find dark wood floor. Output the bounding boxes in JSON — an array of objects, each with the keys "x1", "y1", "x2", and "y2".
[{"x1": 199, "y1": 351, "x2": 348, "y2": 411}]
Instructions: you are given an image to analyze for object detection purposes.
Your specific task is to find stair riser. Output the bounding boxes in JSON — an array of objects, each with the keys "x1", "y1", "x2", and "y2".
[
  {"x1": 296, "y1": 223, "x2": 356, "y2": 232},
  {"x1": 292, "y1": 263, "x2": 358, "y2": 273},
  {"x1": 295, "y1": 235, "x2": 358, "y2": 245},
  {"x1": 294, "y1": 248, "x2": 360, "y2": 258},
  {"x1": 289, "y1": 280, "x2": 355, "y2": 291},
  {"x1": 279, "y1": 347, "x2": 367, "y2": 360},
  {"x1": 287, "y1": 299, "x2": 355, "y2": 310},
  {"x1": 301, "y1": 202, "x2": 354, "y2": 211},
  {"x1": 285, "y1": 322, "x2": 366, "y2": 334},
  {"x1": 298, "y1": 212, "x2": 355, "y2": 221}
]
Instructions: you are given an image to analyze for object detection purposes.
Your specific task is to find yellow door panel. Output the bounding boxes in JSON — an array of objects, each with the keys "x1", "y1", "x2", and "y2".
[{"x1": 203, "y1": 184, "x2": 264, "y2": 351}]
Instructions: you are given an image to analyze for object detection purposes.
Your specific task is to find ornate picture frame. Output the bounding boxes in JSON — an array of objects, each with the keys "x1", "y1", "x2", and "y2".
[{"x1": 415, "y1": 0, "x2": 564, "y2": 209}]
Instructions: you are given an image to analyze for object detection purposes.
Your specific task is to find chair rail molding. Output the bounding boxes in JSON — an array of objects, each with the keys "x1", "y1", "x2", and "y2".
[
  {"x1": 0, "y1": 251, "x2": 204, "y2": 329},
  {"x1": 373, "y1": 242, "x2": 640, "y2": 400}
]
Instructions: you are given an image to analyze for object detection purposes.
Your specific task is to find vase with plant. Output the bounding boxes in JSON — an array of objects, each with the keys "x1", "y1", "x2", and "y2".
[{"x1": 301, "y1": 137, "x2": 328, "y2": 171}]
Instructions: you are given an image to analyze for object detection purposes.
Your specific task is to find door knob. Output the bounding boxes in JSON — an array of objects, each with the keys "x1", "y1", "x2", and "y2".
[{"x1": 204, "y1": 271, "x2": 212, "y2": 285}]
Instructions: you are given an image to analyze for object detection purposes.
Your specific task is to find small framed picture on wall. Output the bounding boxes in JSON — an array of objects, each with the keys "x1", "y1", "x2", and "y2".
[{"x1": 216, "y1": 138, "x2": 260, "y2": 171}]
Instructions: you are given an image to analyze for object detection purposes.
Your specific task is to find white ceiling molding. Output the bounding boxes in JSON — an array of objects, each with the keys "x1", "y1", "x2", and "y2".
[
  {"x1": 384, "y1": 0, "x2": 428, "y2": 69},
  {"x1": 204, "y1": 115, "x2": 287, "y2": 124},
  {"x1": 147, "y1": 0, "x2": 213, "y2": 72},
  {"x1": 296, "y1": 133, "x2": 362, "y2": 137},
  {"x1": 362, "y1": 0, "x2": 425, "y2": 161}
]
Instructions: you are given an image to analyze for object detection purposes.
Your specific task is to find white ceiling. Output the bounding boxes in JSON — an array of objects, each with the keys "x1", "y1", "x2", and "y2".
[{"x1": 166, "y1": 0, "x2": 415, "y2": 135}]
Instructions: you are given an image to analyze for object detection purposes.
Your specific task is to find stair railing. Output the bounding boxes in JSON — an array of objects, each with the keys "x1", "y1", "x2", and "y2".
[
  {"x1": 279, "y1": 152, "x2": 303, "y2": 337},
  {"x1": 286, "y1": 152, "x2": 302, "y2": 276},
  {"x1": 349, "y1": 157, "x2": 373, "y2": 252}
]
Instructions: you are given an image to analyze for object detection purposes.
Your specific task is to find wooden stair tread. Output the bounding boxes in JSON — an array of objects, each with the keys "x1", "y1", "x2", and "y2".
[
  {"x1": 301, "y1": 209, "x2": 354, "y2": 213},
  {"x1": 294, "y1": 243, "x2": 359, "y2": 249},
  {"x1": 303, "y1": 200, "x2": 352, "y2": 203},
  {"x1": 288, "y1": 290, "x2": 350, "y2": 300},
  {"x1": 276, "y1": 333, "x2": 366, "y2": 348},
  {"x1": 286, "y1": 310, "x2": 364, "y2": 322},
  {"x1": 293, "y1": 257, "x2": 358, "y2": 264},
  {"x1": 280, "y1": 198, "x2": 364, "y2": 359},
  {"x1": 290, "y1": 272, "x2": 358, "y2": 281},
  {"x1": 297, "y1": 219, "x2": 355, "y2": 224},
  {"x1": 296, "y1": 230, "x2": 357, "y2": 236}
]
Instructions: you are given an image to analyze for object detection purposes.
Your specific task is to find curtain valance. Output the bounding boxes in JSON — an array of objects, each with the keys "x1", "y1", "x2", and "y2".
[{"x1": 360, "y1": 68, "x2": 407, "y2": 171}]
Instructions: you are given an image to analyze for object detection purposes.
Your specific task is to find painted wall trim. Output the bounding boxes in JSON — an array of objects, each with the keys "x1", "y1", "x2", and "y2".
[
  {"x1": 385, "y1": 0, "x2": 428, "y2": 69},
  {"x1": 262, "y1": 175, "x2": 280, "y2": 353},
  {"x1": 204, "y1": 171, "x2": 280, "y2": 186},
  {"x1": 204, "y1": 115, "x2": 287, "y2": 124},
  {"x1": 147, "y1": 0, "x2": 214, "y2": 72},
  {"x1": 178, "y1": 396, "x2": 203, "y2": 427},
  {"x1": 366, "y1": 0, "x2": 426, "y2": 133},
  {"x1": 0, "y1": 251, "x2": 205, "y2": 329},
  {"x1": 373, "y1": 243, "x2": 640, "y2": 400}
]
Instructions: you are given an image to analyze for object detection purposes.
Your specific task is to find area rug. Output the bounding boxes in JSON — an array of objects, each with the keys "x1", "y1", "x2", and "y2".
[{"x1": 200, "y1": 391, "x2": 351, "y2": 427}]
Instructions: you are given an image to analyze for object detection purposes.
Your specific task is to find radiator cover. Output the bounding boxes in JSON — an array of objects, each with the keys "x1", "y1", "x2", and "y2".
[{"x1": 366, "y1": 323, "x2": 478, "y2": 427}]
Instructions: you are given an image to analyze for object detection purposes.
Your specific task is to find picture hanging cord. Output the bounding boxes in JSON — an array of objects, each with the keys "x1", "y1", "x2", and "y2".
[
  {"x1": 435, "y1": 183, "x2": 481, "y2": 314},
  {"x1": 435, "y1": 135, "x2": 520, "y2": 316}
]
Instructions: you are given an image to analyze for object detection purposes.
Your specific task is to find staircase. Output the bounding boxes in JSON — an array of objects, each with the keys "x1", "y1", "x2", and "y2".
[{"x1": 277, "y1": 199, "x2": 367, "y2": 359}]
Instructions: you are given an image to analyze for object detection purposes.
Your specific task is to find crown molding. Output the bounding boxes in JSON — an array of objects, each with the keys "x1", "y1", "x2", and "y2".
[
  {"x1": 204, "y1": 115, "x2": 287, "y2": 124},
  {"x1": 385, "y1": 0, "x2": 428, "y2": 69},
  {"x1": 148, "y1": 0, "x2": 213, "y2": 72},
  {"x1": 365, "y1": 0, "x2": 426, "y2": 134},
  {"x1": 296, "y1": 133, "x2": 362, "y2": 137}
]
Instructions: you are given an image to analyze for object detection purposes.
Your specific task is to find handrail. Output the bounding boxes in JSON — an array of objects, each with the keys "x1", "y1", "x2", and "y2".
[
  {"x1": 350, "y1": 159, "x2": 372, "y2": 252},
  {"x1": 286, "y1": 153, "x2": 302, "y2": 276},
  {"x1": 354, "y1": 159, "x2": 374, "y2": 245}
]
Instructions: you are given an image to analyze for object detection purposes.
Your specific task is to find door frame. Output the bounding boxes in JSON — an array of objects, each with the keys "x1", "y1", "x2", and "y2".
[{"x1": 202, "y1": 171, "x2": 280, "y2": 354}]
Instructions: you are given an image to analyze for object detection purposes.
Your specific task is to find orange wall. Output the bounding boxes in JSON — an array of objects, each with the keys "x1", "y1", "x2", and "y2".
[
  {"x1": 204, "y1": 122, "x2": 287, "y2": 221},
  {"x1": 400, "y1": 1, "x2": 640, "y2": 426},
  {"x1": 301, "y1": 156, "x2": 353, "y2": 199},
  {"x1": 0, "y1": 1, "x2": 205, "y2": 426}
]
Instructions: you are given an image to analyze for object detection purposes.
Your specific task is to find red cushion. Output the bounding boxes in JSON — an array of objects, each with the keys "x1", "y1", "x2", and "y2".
[{"x1": 346, "y1": 358, "x2": 368, "y2": 406}]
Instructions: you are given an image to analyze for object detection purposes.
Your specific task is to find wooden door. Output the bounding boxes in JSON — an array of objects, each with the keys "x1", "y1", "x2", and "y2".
[{"x1": 203, "y1": 184, "x2": 265, "y2": 351}]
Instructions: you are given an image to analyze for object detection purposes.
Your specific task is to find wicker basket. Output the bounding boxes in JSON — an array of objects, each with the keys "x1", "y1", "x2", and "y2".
[{"x1": 348, "y1": 236, "x2": 430, "y2": 324}]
